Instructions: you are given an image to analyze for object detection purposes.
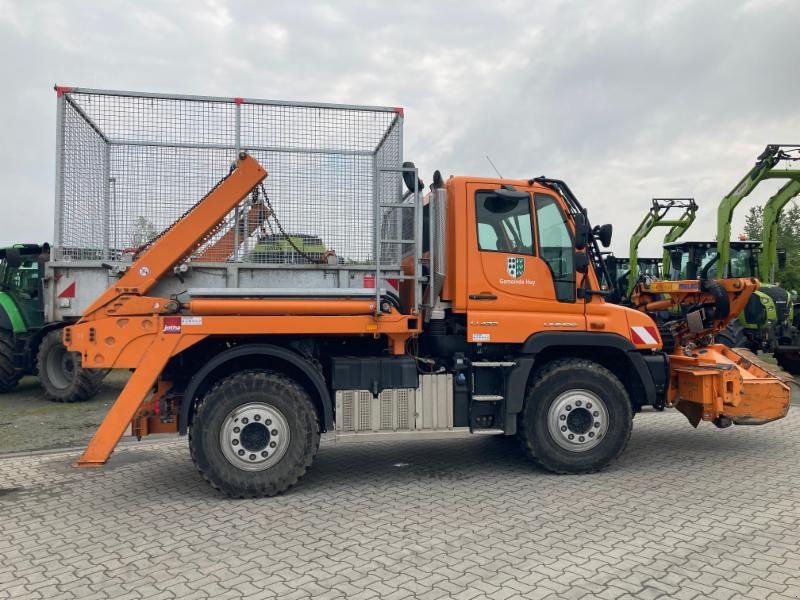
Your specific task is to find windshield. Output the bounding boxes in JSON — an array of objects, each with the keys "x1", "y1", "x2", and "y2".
[
  {"x1": 670, "y1": 246, "x2": 758, "y2": 280},
  {"x1": 2, "y1": 260, "x2": 39, "y2": 297}
]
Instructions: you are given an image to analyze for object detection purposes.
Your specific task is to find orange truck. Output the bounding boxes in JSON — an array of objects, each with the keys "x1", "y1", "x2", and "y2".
[{"x1": 53, "y1": 88, "x2": 790, "y2": 497}]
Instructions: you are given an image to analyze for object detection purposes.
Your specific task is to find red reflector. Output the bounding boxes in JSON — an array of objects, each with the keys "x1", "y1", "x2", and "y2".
[{"x1": 57, "y1": 281, "x2": 76, "y2": 299}]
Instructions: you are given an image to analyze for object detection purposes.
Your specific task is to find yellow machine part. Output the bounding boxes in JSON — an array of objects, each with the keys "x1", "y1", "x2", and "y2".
[{"x1": 668, "y1": 344, "x2": 791, "y2": 427}]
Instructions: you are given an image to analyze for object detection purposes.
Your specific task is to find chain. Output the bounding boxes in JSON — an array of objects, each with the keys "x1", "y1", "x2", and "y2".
[{"x1": 257, "y1": 184, "x2": 325, "y2": 264}]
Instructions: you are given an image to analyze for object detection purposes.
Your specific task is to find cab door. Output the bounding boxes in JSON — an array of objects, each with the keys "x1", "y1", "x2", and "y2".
[{"x1": 466, "y1": 184, "x2": 587, "y2": 344}]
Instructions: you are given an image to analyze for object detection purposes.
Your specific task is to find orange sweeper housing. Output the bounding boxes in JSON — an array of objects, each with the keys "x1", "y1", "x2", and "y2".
[{"x1": 63, "y1": 153, "x2": 790, "y2": 497}]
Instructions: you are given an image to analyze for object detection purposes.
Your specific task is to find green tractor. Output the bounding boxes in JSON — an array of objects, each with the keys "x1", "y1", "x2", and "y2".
[
  {"x1": 0, "y1": 244, "x2": 103, "y2": 401},
  {"x1": 605, "y1": 255, "x2": 663, "y2": 296},
  {"x1": 246, "y1": 233, "x2": 328, "y2": 264},
  {"x1": 665, "y1": 145, "x2": 800, "y2": 373}
]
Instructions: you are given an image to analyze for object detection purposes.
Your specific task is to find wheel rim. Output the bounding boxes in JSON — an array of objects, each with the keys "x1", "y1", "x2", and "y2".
[
  {"x1": 219, "y1": 402, "x2": 291, "y2": 471},
  {"x1": 547, "y1": 389, "x2": 608, "y2": 452},
  {"x1": 45, "y1": 344, "x2": 73, "y2": 390}
]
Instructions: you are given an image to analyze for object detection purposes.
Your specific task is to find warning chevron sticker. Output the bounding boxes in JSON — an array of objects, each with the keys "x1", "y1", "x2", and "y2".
[{"x1": 631, "y1": 326, "x2": 659, "y2": 345}]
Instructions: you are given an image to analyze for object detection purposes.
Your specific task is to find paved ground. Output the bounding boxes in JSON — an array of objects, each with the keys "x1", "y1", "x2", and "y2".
[
  {"x1": 1, "y1": 400, "x2": 799, "y2": 600},
  {"x1": 0, "y1": 372, "x2": 128, "y2": 453}
]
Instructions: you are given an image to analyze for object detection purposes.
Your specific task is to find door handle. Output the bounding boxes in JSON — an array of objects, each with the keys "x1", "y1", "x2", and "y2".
[{"x1": 469, "y1": 293, "x2": 497, "y2": 301}]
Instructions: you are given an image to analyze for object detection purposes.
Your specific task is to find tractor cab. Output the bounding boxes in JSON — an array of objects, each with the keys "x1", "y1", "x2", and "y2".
[
  {"x1": 0, "y1": 244, "x2": 48, "y2": 331},
  {"x1": 604, "y1": 255, "x2": 662, "y2": 294},
  {"x1": 665, "y1": 241, "x2": 761, "y2": 281}
]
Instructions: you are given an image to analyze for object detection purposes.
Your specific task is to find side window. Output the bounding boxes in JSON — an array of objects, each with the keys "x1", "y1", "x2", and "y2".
[
  {"x1": 534, "y1": 194, "x2": 575, "y2": 302},
  {"x1": 475, "y1": 191, "x2": 534, "y2": 255}
]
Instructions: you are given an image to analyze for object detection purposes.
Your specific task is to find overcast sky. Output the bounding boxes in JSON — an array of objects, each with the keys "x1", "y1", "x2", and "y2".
[{"x1": 1, "y1": 0, "x2": 799, "y2": 256}]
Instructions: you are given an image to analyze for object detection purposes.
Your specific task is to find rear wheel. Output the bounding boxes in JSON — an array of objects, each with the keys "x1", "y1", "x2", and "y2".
[
  {"x1": 36, "y1": 330, "x2": 102, "y2": 402},
  {"x1": 189, "y1": 370, "x2": 320, "y2": 498},
  {"x1": 517, "y1": 359, "x2": 632, "y2": 474},
  {"x1": 0, "y1": 331, "x2": 22, "y2": 393},
  {"x1": 715, "y1": 320, "x2": 748, "y2": 349}
]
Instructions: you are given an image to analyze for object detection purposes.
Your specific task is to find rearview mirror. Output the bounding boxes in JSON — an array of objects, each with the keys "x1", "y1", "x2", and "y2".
[
  {"x1": 573, "y1": 214, "x2": 590, "y2": 250},
  {"x1": 594, "y1": 224, "x2": 613, "y2": 248},
  {"x1": 670, "y1": 250, "x2": 683, "y2": 271},
  {"x1": 777, "y1": 248, "x2": 787, "y2": 270}
]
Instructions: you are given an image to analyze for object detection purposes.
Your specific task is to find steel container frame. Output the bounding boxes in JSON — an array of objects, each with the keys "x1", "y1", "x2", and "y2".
[{"x1": 51, "y1": 86, "x2": 422, "y2": 319}]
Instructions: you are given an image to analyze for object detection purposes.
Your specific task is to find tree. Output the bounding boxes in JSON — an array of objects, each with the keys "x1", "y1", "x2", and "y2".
[
  {"x1": 743, "y1": 206, "x2": 763, "y2": 241},
  {"x1": 741, "y1": 202, "x2": 800, "y2": 291},
  {"x1": 130, "y1": 216, "x2": 158, "y2": 248}
]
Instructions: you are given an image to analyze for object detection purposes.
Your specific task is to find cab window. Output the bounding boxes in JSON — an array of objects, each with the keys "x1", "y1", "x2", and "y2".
[
  {"x1": 534, "y1": 194, "x2": 575, "y2": 302},
  {"x1": 475, "y1": 191, "x2": 534, "y2": 255}
]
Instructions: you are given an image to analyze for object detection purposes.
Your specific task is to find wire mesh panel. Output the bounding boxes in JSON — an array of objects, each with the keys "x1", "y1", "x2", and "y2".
[{"x1": 54, "y1": 88, "x2": 405, "y2": 266}]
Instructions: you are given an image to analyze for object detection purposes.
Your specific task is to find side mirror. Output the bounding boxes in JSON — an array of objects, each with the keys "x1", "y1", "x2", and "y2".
[
  {"x1": 670, "y1": 250, "x2": 683, "y2": 270},
  {"x1": 605, "y1": 255, "x2": 617, "y2": 274},
  {"x1": 594, "y1": 224, "x2": 613, "y2": 248},
  {"x1": 573, "y1": 214, "x2": 590, "y2": 250},
  {"x1": 575, "y1": 252, "x2": 590, "y2": 274},
  {"x1": 4, "y1": 248, "x2": 22, "y2": 269},
  {"x1": 777, "y1": 248, "x2": 787, "y2": 270}
]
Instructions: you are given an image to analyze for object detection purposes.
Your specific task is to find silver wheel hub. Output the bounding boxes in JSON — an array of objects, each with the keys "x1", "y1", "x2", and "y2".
[
  {"x1": 220, "y1": 402, "x2": 290, "y2": 471},
  {"x1": 547, "y1": 389, "x2": 608, "y2": 452}
]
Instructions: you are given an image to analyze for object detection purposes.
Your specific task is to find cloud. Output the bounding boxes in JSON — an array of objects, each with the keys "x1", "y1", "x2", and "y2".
[{"x1": 0, "y1": 0, "x2": 798, "y2": 258}]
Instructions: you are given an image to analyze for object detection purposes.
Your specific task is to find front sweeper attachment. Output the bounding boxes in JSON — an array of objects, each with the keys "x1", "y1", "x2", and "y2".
[
  {"x1": 631, "y1": 276, "x2": 791, "y2": 427},
  {"x1": 669, "y1": 345, "x2": 790, "y2": 427}
]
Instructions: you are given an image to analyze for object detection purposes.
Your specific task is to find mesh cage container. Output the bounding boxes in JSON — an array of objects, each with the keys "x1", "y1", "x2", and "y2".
[{"x1": 53, "y1": 87, "x2": 407, "y2": 267}]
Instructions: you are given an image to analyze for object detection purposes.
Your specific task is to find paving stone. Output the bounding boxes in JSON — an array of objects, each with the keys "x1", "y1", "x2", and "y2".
[{"x1": 0, "y1": 409, "x2": 798, "y2": 599}]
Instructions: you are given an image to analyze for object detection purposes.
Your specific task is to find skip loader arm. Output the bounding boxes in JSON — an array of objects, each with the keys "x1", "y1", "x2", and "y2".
[{"x1": 66, "y1": 153, "x2": 268, "y2": 466}]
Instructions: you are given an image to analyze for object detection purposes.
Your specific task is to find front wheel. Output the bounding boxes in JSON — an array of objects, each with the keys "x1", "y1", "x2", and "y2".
[
  {"x1": 189, "y1": 370, "x2": 320, "y2": 498},
  {"x1": 517, "y1": 359, "x2": 632, "y2": 474},
  {"x1": 36, "y1": 330, "x2": 102, "y2": 402}
]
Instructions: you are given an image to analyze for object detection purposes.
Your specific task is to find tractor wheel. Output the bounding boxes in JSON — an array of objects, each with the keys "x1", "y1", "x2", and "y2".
[
  {"x1": 36, "y1": 330, "x2": 102, "y2": 402},
  {"x1": 715, "y1": 320, "x2": 748, "y2": 349},
  {"x1": 517, "y1": 359, "x2": 632, "y2": 474},
  {"x1": 189, "y1": 370, "x2": 320, "y2": 498},
  {"x1": 775, "y1": 351, "x2": 800, "y2": 376},
  {"x1": 0, "y1": 331, "x2": 22, "y2": 393}
]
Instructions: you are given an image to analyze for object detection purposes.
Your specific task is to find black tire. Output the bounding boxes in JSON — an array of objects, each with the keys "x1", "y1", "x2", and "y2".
[
  {"x1": 189, "y1": 370, "x2": 320, "y2": 498},
  {"x1": 517, "y1": 358, "x2": 632, "y2": 474},
  {"x1": 36, "y1": 330, "x2": 102, "y2": 402},
  {"x1": 715, "y1": 320, "x2": 747, "y2": 348},
  {"x1": 0, "y1": 331, "x2": 22, "y2": 393},
  {"x1": 704, "y1": 280, "x2": 731, "y2": 321},
  {"x1": 775, "y1": 351, "x2": 800, "y2": 376}
]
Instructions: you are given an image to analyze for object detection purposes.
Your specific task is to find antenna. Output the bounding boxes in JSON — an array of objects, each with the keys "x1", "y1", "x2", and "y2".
[{"x1": 486, "y1": 155, "x2": 504, "y2": 179}]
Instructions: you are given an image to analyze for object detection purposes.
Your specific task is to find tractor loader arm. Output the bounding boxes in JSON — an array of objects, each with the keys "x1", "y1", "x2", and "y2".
[{"x1": 627, "y1": 198, "x2": 696, "y2": 296}]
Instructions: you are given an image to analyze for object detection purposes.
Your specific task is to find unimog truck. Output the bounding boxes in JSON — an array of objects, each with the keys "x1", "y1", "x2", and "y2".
[{"x1": 51, "y1": 88, "x2": 790, "y2": 497}]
